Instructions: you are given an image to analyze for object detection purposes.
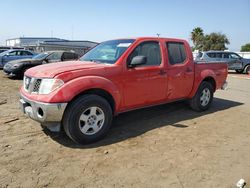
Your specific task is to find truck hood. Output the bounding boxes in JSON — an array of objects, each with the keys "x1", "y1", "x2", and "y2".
[{"x1": 25, "y1": 61, "x2": 111, "y2": 78}]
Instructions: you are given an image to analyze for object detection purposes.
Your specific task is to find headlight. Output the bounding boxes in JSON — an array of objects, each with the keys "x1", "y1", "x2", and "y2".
[{"x1": 38, "y1": 78, "x2": 64, "y2": 94}]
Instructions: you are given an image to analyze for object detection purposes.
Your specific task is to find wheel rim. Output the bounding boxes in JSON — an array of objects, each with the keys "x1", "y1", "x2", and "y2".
[
  {"x1": 79, "y1": 106, "x2": 105, "y2": 135},
  {"x1": 200, "y1": 88, "x2": 210, "y2": 107}
]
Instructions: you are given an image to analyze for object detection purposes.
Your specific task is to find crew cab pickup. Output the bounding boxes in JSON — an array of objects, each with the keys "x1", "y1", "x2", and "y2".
[{"x1": 19, "y1": 37, "x2": 228, "y2": 144}]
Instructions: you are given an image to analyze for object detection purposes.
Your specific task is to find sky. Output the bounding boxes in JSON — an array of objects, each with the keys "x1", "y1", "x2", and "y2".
[{"x1": 0, "y1": 0, "x2": 249, "y2": 51}]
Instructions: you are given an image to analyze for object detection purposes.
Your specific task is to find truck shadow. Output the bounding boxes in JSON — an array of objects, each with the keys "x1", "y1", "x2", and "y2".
[{"x1": 44, "y1": 97, "x2": 243, "y2": 148}]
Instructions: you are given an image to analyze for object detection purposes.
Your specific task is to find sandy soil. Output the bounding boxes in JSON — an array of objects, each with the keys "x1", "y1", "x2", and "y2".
[{"x1": 0, "y1": 71, "x2": 250, "y2": 188}]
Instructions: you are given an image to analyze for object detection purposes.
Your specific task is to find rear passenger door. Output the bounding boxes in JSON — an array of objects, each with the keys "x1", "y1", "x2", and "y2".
[{"x1": 166, "y1": 41, "x2": 194, "y2": 100}]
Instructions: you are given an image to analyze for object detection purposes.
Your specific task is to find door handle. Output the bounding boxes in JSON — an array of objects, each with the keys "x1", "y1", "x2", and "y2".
[
  {"x1": 186, "y1": 67, "x2": 192, "y2": 72},
  {"x1": 159, "y1": 69, "x2": 167, "y2": 75}
]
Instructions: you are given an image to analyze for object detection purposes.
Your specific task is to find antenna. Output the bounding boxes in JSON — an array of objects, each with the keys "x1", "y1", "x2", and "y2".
[{"x1": 156, "y1": 33, "x2": 160, "y2": 38}]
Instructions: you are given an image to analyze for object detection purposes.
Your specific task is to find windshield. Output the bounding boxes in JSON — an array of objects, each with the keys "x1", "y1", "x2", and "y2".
[
  {"x1": 32, "y1": 53, "x2": 49, "y2": 60},
  {"x1": 80, "y1": 39, "x2": 135, "y2": 64}
]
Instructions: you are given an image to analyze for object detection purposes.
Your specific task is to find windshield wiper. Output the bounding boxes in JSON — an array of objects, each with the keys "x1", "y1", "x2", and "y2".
[{"x1": 89, "y1": 59, "x2": 103, "y2": 64}]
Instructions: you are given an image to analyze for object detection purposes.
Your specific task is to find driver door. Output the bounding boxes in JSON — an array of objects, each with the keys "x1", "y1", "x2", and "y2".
[
  {"x1": 121, "y1": 41, "x2": 168, "y2": 109},
  {"x1": 228, "y1": 53, "x2": 243, "y2": 70}
]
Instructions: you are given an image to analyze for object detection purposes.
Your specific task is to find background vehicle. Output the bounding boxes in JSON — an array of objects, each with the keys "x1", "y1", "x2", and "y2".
[
  {"x1": 0, "y1": 49, "x2": 9, "y2": 54},
  {"x1": 19, "y1": 37, "x2": 228, "y2": 144},
  {"x1": 0, "y1": 49, "x2": 36, "y2": 68},
  {"x1": 0, "y1": 46, "x2": 24, "y2": 54},
  {"x1": 3, "y1": 51, "x2": 79, "y2": 77},
  {"x1": 195, "y1": 51, "x2": 250, "y2": 73}
]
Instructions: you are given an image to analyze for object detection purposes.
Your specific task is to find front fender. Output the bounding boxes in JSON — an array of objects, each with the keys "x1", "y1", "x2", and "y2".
[{"x1": 27, "y1": 76, "x2": 122, "y2": 111}]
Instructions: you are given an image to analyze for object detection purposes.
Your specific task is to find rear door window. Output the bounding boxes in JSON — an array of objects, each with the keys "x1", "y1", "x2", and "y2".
[
  {"x1": 63, "y1": 52, "x2": 77, "y2": 60},
  {"x1": 223, "y1": 53, "x2": 229, "y2": 58},
  {"x1": 207, "y1": 53, "x2": 216, "y2": 58},
  {"x1": 166, "y1": 42, "x2": 187, "y2": 65},
  {"x1": 215, "y1": 53, "x2": 222, "y2": 58},
  {"x1": 21, "y1": 51, "x2": 32, "y2": 56}
]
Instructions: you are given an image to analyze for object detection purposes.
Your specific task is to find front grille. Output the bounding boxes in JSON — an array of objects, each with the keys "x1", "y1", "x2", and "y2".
[
  {"x1": 33, "y1": 79, "x2": 41, "y2": 93},
  {"x1": 23, "y1": 76, "x2": 42, "y2": 93}
]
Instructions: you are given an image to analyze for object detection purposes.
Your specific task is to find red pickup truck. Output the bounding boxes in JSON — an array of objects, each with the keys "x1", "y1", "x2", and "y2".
[{"x1": 19, "y1": 37, "x2": 228, "y2": 144}]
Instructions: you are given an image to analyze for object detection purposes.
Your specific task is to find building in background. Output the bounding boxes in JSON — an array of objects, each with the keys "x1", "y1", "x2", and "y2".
[{"x1": 6, "y1": 37, "x2": 98, "y2": 56}]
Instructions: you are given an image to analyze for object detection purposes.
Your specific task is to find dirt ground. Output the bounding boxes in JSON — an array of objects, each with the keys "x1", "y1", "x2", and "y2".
[{"x1": 0, "y1": 71, "x2": 249, "y2": 188}]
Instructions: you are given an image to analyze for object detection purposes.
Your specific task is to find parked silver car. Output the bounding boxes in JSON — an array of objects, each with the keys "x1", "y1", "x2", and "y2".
[{"x1": 195, "y1": 51, "x2": 250, "y2": 73}]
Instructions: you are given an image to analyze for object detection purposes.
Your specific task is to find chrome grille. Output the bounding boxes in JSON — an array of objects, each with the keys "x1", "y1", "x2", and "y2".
[
  {"x1": 23, "y1": 76, "x2": 42, "y2": 93},
  {"x1": 32, "y1": 79, "x2": 41, "y2": 93}
]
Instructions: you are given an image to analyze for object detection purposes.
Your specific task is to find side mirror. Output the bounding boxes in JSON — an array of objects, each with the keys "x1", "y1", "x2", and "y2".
[{"x1": 129, "y1": 56, "x2": 147, "y2": 68}]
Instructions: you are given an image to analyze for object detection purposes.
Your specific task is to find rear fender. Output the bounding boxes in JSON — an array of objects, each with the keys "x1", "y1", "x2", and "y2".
[{"x1": 188, "y1": 69, "x2": 216, "y2": 98}]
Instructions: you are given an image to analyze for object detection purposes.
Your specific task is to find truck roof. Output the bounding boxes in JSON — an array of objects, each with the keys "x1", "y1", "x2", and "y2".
[{"x1": 104, "y1": 37, "x2": 188, "y2": 43}]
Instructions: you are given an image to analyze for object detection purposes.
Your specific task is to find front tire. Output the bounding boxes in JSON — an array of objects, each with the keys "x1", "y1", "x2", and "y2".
[
  {"x1": 189, "y1": 81, "x2": 214, "y2": 111},
  {"x1": 63, "y1": 94, "x2": 113, "y2": 144},
  {"x1": 235, "y1": 69, "x2": 244, "y2": 74}
]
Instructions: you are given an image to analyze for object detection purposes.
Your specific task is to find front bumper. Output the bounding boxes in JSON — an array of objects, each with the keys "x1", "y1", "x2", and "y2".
[
  {"x1": 3, "y1": 64, "x2": 20, "y2": 76},
  {"x1": 19, "y1": 94, "x2": 67, "y2": 130}
]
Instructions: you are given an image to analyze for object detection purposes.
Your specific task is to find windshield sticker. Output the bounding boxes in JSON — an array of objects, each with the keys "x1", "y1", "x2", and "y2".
[{"x1": 117, "y1": 43, "x2": 132, "y2": 47}]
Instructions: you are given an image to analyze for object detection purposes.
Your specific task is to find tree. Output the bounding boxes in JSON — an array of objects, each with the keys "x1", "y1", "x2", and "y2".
[
  {"x1": 191, "y1": 27, "x2": 230, "y2": 51},
  {"x1": 241, "y1": 43, "x2": 250, "y2": 52},
  {"x1": 191, "y1": 27, "x2": 204, "y2": 50},
  {"x1": 202, "y1": 32, "x2": 230, "y2": 51}
]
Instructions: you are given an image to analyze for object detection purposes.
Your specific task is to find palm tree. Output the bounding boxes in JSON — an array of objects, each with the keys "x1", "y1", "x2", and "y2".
[{"x1": 191, "y1": 27, "x2": 204, "y2": 50}]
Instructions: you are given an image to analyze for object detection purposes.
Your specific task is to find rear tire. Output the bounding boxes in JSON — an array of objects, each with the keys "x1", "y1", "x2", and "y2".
[
  {"x1": 189, "y1": 81, "x2": 214, "y2": 111},
  {"x1": 244, "y1": 65, "x2": 250, "y2": 74},
  {"x1": 62, "y1": 94, "x2": 113, "y2": 144}
]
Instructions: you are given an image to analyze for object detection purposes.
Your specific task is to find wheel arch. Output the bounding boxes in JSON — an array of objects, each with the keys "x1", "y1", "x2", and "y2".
[
  {"x1": 244, "y1": 64, "x2": 250, "y2": 73},
  {"x1": 70, "y1": 88, "x2": 116, "y2": 114},
  {"x1": 202, "y1": 76, "x2": 216, "y2": 92},
  {"x1": 188, "y1": 73, "x2": 217, "y2": 98}
]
